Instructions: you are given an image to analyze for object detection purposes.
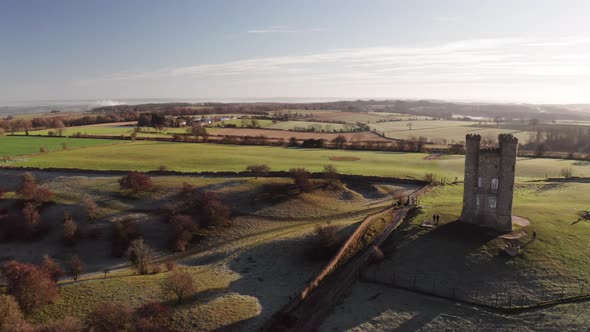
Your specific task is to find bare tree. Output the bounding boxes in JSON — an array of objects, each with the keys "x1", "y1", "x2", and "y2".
[
  {"x1": 67, "y1": 255, "x2": 84, "y2": 281},
  {"x1": 161, "y1": 270, "x2": 196, "y2": 304},
  {"x1": 129, "y1": 238, "x2": 153, "y2": 275},
  {"x1": 246, "y1": 164, "x2": 270, "y2": 179},
  {"x1": 406, "y1": 121, "x2": 414, "y2": 130},
  {"x1": 83, "y1": 196, "x2": 98, "y2": 221}
]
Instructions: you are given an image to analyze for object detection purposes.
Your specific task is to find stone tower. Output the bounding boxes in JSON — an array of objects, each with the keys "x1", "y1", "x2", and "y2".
[{"x1": 460, "y1": 134, "x2": 518, "y2": 232}]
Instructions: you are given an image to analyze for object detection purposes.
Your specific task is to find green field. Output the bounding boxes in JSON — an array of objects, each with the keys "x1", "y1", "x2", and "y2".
[
  {"x1": 215, "y1": 119, "x2": 273, "y2": 128},
  {"x1": 18, "y1": 124, "x2": 188, "y2": 138},
  {"x1": 266, "y1": 120, "x2": 352, "y2": 132},
  {"x1": 0, "y1": 136, "x2": 122, "y2": 157},
  {"x1": 369, "y1": 120, "x2": 532, "y2": 143},
  {"x1": 7, "y1": 139, "x2": 590, "y2": 180}
]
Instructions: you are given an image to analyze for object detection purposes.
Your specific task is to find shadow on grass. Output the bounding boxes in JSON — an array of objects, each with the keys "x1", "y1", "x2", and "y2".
[
  {"x1": 205, "y1": 236, "x2": 327, "y2": 331},
  {"x1": 379, "y1": 219, "x2": 514, "y2": 289}
]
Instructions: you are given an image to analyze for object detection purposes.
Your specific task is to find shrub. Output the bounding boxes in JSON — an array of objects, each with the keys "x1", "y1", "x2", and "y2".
[
  {"x1": 83, "y1": 196, "x2": 98, "y2": 221},
  {"x1": 118, "y1": 172, "x2": 154, "y2": 196},
  {"x1": 308, "y1": 223, "x2": 342, "y2": 260},
  {"x1": 111, "y1": 220, "x2": 141, "y2": 257},
  {"x1": 290, "y1": 168, "x2": 313, "y2": 193},
  {"x1": 561, "y1": 168, "x2": 573, "y2": 179},
  {"x1": 152, "y1": 265, "x2": 162, "y2": 274},
  {"x1": 0, "y1": 260, "x2": 58, "y2": 312},
  {"x1": 168, "y1": 215, "x2": 198, "y2": 252},
  {"x1": 67, "y1": 255, "x2": 84, "y2": 281},
  {"x1": 260, "y1": 182, "x2": 291, "y2": 202},
  {"x1": 158, "y1": 165, "x2": 168, "y2": 171},
  {"x1": 37, "y1": 316, "x2": 84, "y2": 332},
  {"x1": 179, "y1": 182, "x2": 196, "y2": 200},
  {"x1": 136, "y1": 301, "x2": 171, "y2": 332},
  {"x1": 129, "y1": 238, "x2": 153, "y2": 275},
  {"x1": 424, "y1": 173, "x2": 440, "y2": 185},
  {"x1": 41, "y1": 255, "x2": 63, "y2": 282},
  {"x1": 86, "y1": 302, "x2": 133, "y2": 332},
  {"x1": 161, "y1": 270, "x2": 196, "y2": 304},
  {"x1": 62, "y1": 213, "x2": 78, "y2": 246},
  {"x1": 165, "y1": 261, "x2": 177, "y2": 272},
  {"x1": 0, "y1": 295, "x2": 24, "y2": 331},
  {"x1": 193, "y1": 192, "x2": 230, "y2": 228},
  {"x1": 246, "y1": 164, "x2": 270, "y2": 178},
  {"x1": 323, "y1": 165, "x2": 344, "y2": 190},
  {"x1": 39, "y1": 146, "x2": 47, "y2": 153},
  {"x1": 16, "y1": 172, "x2": 53, "y2": 203}
]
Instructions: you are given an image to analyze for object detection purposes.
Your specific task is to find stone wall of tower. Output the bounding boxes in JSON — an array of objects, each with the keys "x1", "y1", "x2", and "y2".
[
  {"x1": 496, "y1": 134, "x2": 518, "y2": 232},
  {"x1": 459, "y1": 133, "x2": 517, "y2": 232},
  {"x1": 476, "y1": 149, "x2": 502, "y2": 228},
  {"x1": 460, "y1": 134, "x2": 481, "y2": 223}
]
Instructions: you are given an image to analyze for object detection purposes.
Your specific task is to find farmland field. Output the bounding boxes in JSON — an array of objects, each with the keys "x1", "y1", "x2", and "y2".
[
  {"x1": 305, "y1": 111, "x2": 408, "y2": 123},
  {"x1": 369, "y1": 120, "x2": 533, "y2": 143},
  {"x1": 266, "y1": 120, "x2": 351, "y2": 132},
  {"x1": 0, "y1": 135, "x2": 122, "y2": 156},
  {"x1": 5, "y1": 139, "x2": 590, "y2": 180},
  {"x1": 17, "y1": 123, "x2": 187, "y2": 137},
  {"x1": 211, "y1": 128, "x2": 389, "y2": 142}
]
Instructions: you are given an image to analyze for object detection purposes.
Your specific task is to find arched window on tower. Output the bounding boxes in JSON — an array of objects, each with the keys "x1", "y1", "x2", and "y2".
[
  {"x1": 476, "y1": 195, "x2": 480, "y2": 207},
  {"x1": 478, "y1": 176, "x2": 483, "y2": 188},
  {"x1": 491, "y1": 178, "x2": 498, "y2": 191}
]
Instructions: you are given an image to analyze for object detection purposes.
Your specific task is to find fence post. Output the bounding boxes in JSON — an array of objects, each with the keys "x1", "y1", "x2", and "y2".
[
  {"x1": 475, "y1": 289, "x2": 479, "y2": 301},
  {"x1": 561, "y1": 287, "x2": 565, "y2": 299},
  {"x1": 520, "y1": 294, "x2": 524, "y2": 306},
  {"x1": 541, "y1": 289, "x2": 545, "y2": 303},
  {"x1": 581, "y1": 284, "x2": 585, "y2": 296},
  {"x1": 508, "y1": 295, "x2": 512, "y2": 308}
]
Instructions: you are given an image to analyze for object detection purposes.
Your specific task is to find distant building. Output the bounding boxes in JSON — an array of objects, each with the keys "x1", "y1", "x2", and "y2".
[{"x1": 460, "y1": 134, "x2": 518, "y2": 232}]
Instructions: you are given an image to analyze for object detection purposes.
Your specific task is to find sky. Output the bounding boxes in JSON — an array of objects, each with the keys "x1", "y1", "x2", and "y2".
[{"x1": 1, "y1": 0, "x2": 590, "y2": 104}]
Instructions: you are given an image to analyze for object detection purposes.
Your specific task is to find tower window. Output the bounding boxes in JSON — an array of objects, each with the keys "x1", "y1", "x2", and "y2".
[
  {"x1": 476, "y1": 195, "x2": 480, "y2": 207},
  {"x1": 478, "y1": 177, "x2": 483, "y2": 188},
  {"x1": 491, "y1": 178, "x2": 498, "y2": 190},
  {"x1": 489, "y1": 197, "x2": 497, "y2": 209}
]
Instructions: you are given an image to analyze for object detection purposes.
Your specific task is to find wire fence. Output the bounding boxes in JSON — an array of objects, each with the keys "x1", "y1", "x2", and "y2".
[{"x1": 362, "y1": 267, "x2": 590, "y2": 310}]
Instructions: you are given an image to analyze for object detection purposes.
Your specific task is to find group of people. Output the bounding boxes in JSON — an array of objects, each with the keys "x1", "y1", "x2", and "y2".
[{"x1": 432, "y1": 214, "x2": 441, "y2": 226}]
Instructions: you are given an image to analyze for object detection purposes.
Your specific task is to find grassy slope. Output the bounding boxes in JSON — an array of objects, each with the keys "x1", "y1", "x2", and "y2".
[
  {"x1": 381, "y1": 182, "x2": 590, "y2": 296},
  {"x1": 0, "y1": 136, "x2": 123, "y2": 156},
  {"x1": 9, "y1": 140, "x2": 590, "y2": 180}
]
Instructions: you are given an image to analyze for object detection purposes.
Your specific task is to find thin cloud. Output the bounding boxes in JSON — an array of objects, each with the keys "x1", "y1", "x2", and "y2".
[
  {"x1": 247, "y1": 25, "x2": 323, "y2": 34},
  {"x1": 81, "y1": 37, "x2": 590, "y2": 102}
]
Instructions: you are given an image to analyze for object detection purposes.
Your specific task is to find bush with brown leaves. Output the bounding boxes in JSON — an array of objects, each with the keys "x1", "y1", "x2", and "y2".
[
  {"x1": 86, "y1": 302, "x2": 134, "y2": 332},
  {"x1": 119, "y1": 172, "x2": 154, "y2": 196},
  {"x1": 0, "y1": 260, "x2": 58, "y2": 312}
]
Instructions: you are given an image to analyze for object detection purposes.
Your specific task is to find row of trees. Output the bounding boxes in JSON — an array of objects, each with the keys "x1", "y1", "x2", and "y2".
[{"x1": 522, "y1": 126, "x2": 590, "y2": 154}]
